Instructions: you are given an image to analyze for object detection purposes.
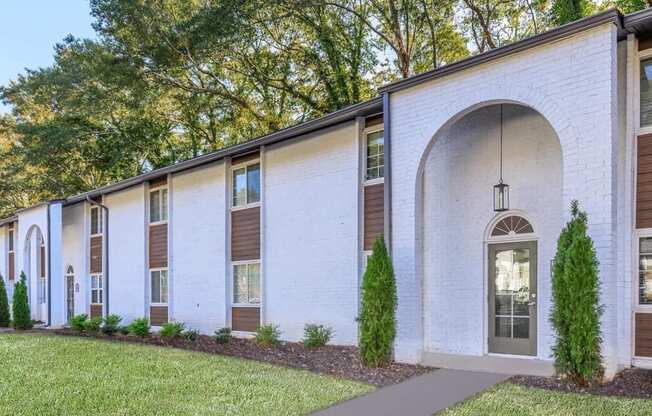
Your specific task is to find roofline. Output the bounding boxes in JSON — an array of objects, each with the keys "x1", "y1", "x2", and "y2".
[
  {"x1": 0, "y1": 216, "x2": 17, "y2": 227},
  {"x1": 623, "y1": 7, "x2": 652, "y2": 29},
  {"x1": 63, "y1": 97, "x2": 382, "y2": 206},
  {"x1": 379, "y1": 9, "x2": 625, "y2": 94}
]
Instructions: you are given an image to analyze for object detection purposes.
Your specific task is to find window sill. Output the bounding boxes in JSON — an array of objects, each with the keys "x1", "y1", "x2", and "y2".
[
  {"x1": 232, "y1": 304, "x2": 260, "y2": 308},
  {"x1": 149, "y1": 221, "x2": 168, "y2": 227},
  {"x1": 363, "y1": 178, "x2": 384, "y2": 187},
  {"x1": 230, "y1": 202, "x2": 261, "y2": 212}
]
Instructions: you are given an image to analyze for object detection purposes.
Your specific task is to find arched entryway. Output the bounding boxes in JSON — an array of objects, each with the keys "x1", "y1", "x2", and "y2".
[
  {"x1": 418, "y1": 103, "x2": 563, "y2": 361},
  {"x1": 23, "y1": 225, "x2": 47, "y2": 323}
]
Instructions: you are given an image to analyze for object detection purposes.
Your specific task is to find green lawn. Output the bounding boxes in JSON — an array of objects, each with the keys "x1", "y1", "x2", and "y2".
[
  {"x1": 0, "y1": 333, "x2": 372, "y2": 415},
  {"x1": 441, "y1": 382, "x2": 652, "y2": 416}
]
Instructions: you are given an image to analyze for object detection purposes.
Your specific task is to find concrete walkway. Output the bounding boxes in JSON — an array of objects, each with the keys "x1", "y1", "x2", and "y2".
[{"x1": 313, "y1": 369, "x2": 510, "y2": 416}]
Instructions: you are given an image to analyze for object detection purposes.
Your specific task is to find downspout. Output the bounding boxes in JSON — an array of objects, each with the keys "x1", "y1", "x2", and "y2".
[
  {"x1": 382, "y1": 92, "x2": 392, "y2": 252},
  {"x1": 86, "y1": 196, "x2": 109, "y2": 315}
]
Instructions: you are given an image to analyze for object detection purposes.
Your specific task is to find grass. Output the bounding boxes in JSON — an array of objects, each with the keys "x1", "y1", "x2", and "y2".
[
  {"x1": 440, "y1": 382, "x2": 652, "y2": 416},
  {"x1": 0, "y1": 333, "x2": 372, "y2": 415}
]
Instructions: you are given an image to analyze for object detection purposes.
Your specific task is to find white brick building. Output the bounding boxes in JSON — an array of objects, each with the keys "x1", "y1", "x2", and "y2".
[{"x1": 3, "y1": 8, "x2": 652, "y2": 377}]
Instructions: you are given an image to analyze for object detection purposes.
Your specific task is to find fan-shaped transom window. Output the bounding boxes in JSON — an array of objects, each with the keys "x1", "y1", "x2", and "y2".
[
  {"x1": 66, "y1": 266, "x2": 74, "y2": 275},
  {"x1": 491, "y1": 215, "x2": 534, "y2": 237}
]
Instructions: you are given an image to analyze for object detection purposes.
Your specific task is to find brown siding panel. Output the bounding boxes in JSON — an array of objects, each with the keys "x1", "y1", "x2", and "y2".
[
  {"x1": 638, "y1": 135, "x2": 652, "y2": 228},
  {"x1": 231, "y1": 207, "x2": 260, "y2": 261},
  {"x1": 365, "y1": 114, "x2": 384, "y2": 128},
  {"x1": 8, "y1": 252, "x2": 14, "y2": 280},
  {"x1": 232, "y1": 307, "x2": 260, "y2": 332},
  {"x1": 149, "y1": 223, "x2": 168, "y2": 268},
  {"x1": 635, "y1": 313, "x2": 652, "y2": 357},
  {"x1": 90, "y1": 236, "x2": 102, "y2": 274},
  {"x1": 39, "y1": 245, "x2": 45, "y2": 278},
  {"x1": 149, "y1": 176, "x2": 167, "y2": 189},
  {"x1": 150, "y1": 306, "x2": 168, "y2": 326},
  {"x1": 90, "y1": 304, "x2": 102, "y2": 319},
  {"x1": 364, "y1": 183, "x2": 385, "y2": 250},
  {"x1": 232, "y1": 151, "x2": 260, "y2": 166}
]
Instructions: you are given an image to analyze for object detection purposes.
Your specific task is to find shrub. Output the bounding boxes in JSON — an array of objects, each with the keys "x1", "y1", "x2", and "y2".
[
  {"x1": 214, "y1": 327, "x2": 232, "y2": 344},
  {"x1": 303, "y1": 324, "x2": 333, "y2": 349},
  {"x1": 117, "y1": 325, "x2": 130, "y2": 336},
  {"x1": 255, "y1": 324, "x2": 281, "y2": 346},
  {"x1": 82, "y1": 317, "x2": 102, "y2": 333},
  {"x1": 183, "y1": 329, "x2": 200, "y2": 342},
  {"x1": 101, "y1": 314, "x2": 122, "y2": 336},
  {"x1": 128, "y1": 318, "x2": 151, "y2": 337},
  {"x1": 359, "y1": 236, "x2": 396, "y2": 367},
  {"x1": 0, "y1": 276, "x2": 10, "y2": 327},
  {"x1": 551, "y1": 200, "x2": 603, "y2": 386},
  {"x1": 71, "y1": 314, "x2": 88, "y2": 332},
  {"x1": 160, "y1": 321, "x2": 185, "y2": 340},
  {"x1": 12, "y1": 273, "x2": 32, "y2": 330}
]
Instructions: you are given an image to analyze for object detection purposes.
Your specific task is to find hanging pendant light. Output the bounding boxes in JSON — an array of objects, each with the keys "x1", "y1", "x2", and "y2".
[{"x1": 494, "y1": 104, "x2": 509, "y2": 212}]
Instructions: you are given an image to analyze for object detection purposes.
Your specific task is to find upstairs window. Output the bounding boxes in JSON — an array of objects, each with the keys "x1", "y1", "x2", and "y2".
[
  {"x1": 90, "y1": 206, "x2": 102, "y2": 235},
  {"x1": 232, "y1": 163, "x2": 260, "y2": 207},
  {"x1": 149, "y1": 188, "x2": 168, "y2": 223},
  {"x1": 641, "y1": 58, "x2": 652, "y2": 127},
  {"x1": 366, "y1": 130, "x2": 384, "y2": 181}
]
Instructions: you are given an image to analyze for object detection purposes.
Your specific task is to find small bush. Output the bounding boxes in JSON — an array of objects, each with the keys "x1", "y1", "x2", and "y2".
[
  {"x1": 183, "y1": 329, "x2": 200, "y2": 342},
  {"x1": 117, "y1": 325, "x2": 130, "y2": 335},
  {"x1": 303, "y1": 324, "x2": 333, "y2": 349},
  {"x1": 0, "y1": 277, "x2": 10, "y2": 328},
  {"x1": 70, "y1": 314, "x2": 88, "y2": 332},
  {"x1": 12, "y1": 273, "x2": 32, "y2": 330},
  {"x1": 160, "y1": 321, "x2": 185, "y2": 340},
  {"x1": 214, "y1": 327, "x2": 231, "y2": 344},
  {"x1": 101, "y1": 314, "x2": 122, "y2": 336},
  {"x1": 128, "y1": 318, "x2": 151, "y2": 337},
  {"x1": 0, "y1": 276, "x2": 10, "y2": 327},
  {"x1": 82, "y1": 317, "x2": 102, "y2": 333},
  {"x1": 255, "y1": 324, "x2": 281, "y2": 346}
]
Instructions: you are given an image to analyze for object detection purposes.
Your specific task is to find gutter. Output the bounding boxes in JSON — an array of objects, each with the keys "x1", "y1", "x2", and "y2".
[{"x1": 86, "y1": 196, "x2": 109, "y2": 316}]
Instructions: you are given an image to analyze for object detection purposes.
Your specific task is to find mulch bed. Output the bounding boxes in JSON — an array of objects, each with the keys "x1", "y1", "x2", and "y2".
[
  {"x1": 50, "y1": 328, "x2": 431, "y2": 386},
  {"x1": 512, "y1": 368, "x2": 652, "y2": 399}
]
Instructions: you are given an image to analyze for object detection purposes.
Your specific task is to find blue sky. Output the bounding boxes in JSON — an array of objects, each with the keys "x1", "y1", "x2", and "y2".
[{"x1": 0, "y1": 1, "x2": 96, "y2": 113}]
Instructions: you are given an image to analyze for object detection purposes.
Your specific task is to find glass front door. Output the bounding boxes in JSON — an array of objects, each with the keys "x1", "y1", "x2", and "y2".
[
  {"x1": 66, "y1": 275, "x2": 74, "y2": 323},
  {"x1": 488, "y1": 241, "x2": 537, "y2": 356}
]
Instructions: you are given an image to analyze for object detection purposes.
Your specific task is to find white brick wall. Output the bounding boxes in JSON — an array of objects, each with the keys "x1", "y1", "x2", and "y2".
[
  {"x1": 62, "y1": 203, "x2": 86, "y2": 317},
  {"x1": 264, "y1": 123, "x2": 360, "y2": 344},
  {"x1": 390, "y1": 24, "x2": 621, "y2": 371},
  {"x1": 171, "y1": 163, "x2": 228, "y2": 334},
  {"x1": 106, "y1": 186, "x2": 146, "y2": 323}
]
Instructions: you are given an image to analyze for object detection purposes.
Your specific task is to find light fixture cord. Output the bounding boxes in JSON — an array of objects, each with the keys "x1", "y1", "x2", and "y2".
[{"x1": 500, "y1": 104, "x2": 503, "y2": 183}]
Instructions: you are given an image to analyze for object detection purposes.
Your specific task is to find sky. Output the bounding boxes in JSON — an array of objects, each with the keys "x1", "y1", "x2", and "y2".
[{"x1": 0, "y1": 1, "x2": 96, "y2": 113}]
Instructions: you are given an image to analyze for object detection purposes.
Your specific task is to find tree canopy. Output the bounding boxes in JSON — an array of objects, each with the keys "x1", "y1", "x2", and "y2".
[{"x1": 0, "y1": 0, "x2": 647, "y2": 217}]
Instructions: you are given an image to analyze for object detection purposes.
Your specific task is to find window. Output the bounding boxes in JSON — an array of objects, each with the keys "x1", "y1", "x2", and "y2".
[
  {"x1": 90, "y1": 206, "x2": 102, "y2": 235},
  {"x1": 150, "y1": 269, "x2": 168, "y2": 304},
  {"x1": 233, "y1": 263, "x2": 260, "y2": 304},
  {"x1": 642, "y1": 58, "x2": 652, "y2": 127},
  {"x1": 640, "y1": 238, "x2": 652, "y2": 305},
  {"x1": 91, "y1": 274, "x2": 103, "y2": 304},
  {"x1": 8, "y1": 229, "x2": 13, "y2": 252},
  {"x1": 149, "y1": 188, "x2": 168, "y2": 223},
  {"x1": 232, "y1": 163, "x2": 260, "y2": 207},
  {"x1": 366, "y1": 130, "x2": 384, "y2": 181}
]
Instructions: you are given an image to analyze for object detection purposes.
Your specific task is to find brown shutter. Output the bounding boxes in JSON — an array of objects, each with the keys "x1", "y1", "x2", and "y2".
[
  {"x1": 149, "y1": 223, "x2": 168, "y2": 268},
  {"x1": 232, "y1": 151, "x2": 260, "y2": 166},
  {"x1": 39, "y1": 245, "x2": 45, "y2": 278},
  {"x1": 365, "y1": 114, "x2": 384, "y2": 128},
  {"x1": 149, "y1": 176, "x2": 167, "y2": 189},
  {"x1": 364, "y1": 184, "x2": 385, "y2": 250},
  {"x1": 232, "y1": 307, "x2": 260, "y2": 332},
  {"x1": 8, "y1": 252, "x2": 14, "y2": 280},
  {"x1": 150, "y1": 306, "x2": 168, "y2": 326},
  {"x1": 90, "y1": 236, "x2": 102, "y2": 274},
  {"x1": 635, "y1": 313, "x2": 652, "y2": 357},
  {"x1": 231, "y1": 207, "x2": 261, "y2": 261}
]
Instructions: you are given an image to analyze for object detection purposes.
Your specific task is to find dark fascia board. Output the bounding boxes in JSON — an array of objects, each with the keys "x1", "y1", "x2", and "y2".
[
  {"x1": 0, "y1": 215, "x2": 17, "y2": 227},
  {"x1": 63, "y1": 97, "x2": 382, "y2": 206},
  {"x1": 623, "y1": 7, "x2": 652, "y2": 35},
  {"x1": 380, "y1": 9, "x2": 625, "y2": 94}
]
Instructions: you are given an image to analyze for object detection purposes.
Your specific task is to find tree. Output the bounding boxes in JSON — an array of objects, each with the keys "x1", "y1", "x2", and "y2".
[
  {"x1": 614, "y1": 0, "x2": 652, "y2": 14},
  {"x1": 550, "y1": 0, "x2": 595, "y2": 26},
  {"x1": 12, "y1": 272, "x2": 32, "y2": 330},
  {"x1": 359, "y1": 236, "x2": 397, "y2": 367},
  {"x1": 551, "y1": 200, "x2": 603, "y2": 386},
  {"x1": 0, "y1": 275, "x2": 10, "y2": 327}
]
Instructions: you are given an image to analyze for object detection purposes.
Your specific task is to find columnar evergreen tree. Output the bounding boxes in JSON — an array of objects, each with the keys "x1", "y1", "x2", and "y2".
[
  {"x1": 359, "y1": 236, "x2": 397, "y2": 367},
  {"x1": 551, "y1": 200, "x2": 603, "y2": 386},
  {"x1": 12, "y1": 272, "x2": 32, "y2": 330},
  {"x1": 0, "y1": 275, "x2": 10, "y2": 327}
]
